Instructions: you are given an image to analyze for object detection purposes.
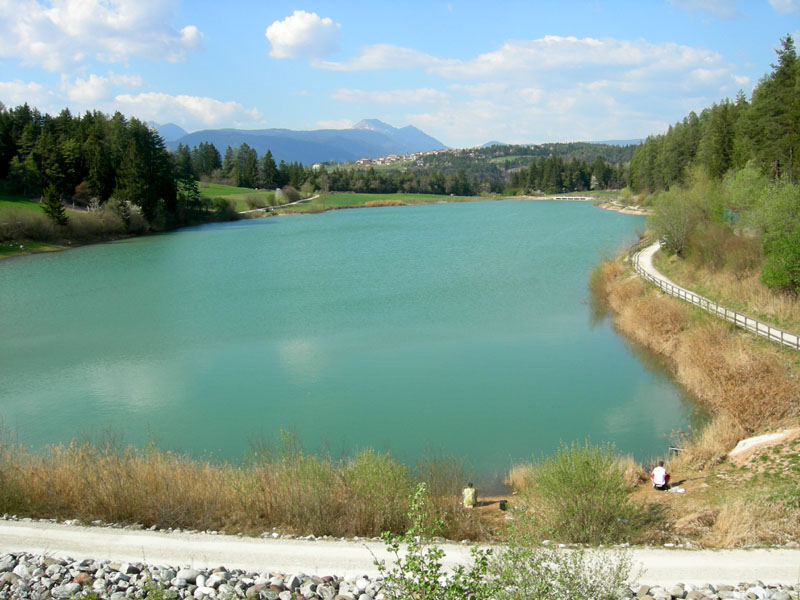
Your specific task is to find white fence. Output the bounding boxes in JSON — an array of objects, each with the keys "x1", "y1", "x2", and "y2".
[{"x1": 629, "y1": 240, "x2": 800, "y2": 351}]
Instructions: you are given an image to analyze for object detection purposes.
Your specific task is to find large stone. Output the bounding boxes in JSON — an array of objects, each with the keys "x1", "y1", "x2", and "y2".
[
  {"x1": 285, "y1": 574, "x2": 302, "y2": 590},
  {"x1": 0, "y1": 572, "x2": 21, "y2": 586},
  {"x1": 0, "y1": 556, "x2": 17, "y2": 573},
  {"x1": 177, "y1": 568, "x2": 200, "y2": 584},
  {"x1": 52, "y1": 582, "x2": 82, "y2": 599},
  {"x1": 194, "y1": 585, "x2": 216, "y2": 598},
  {"x1": 12, "y1": 562, "x2": 31, "y2": 579},
  {"x1": 670, "y1": 586, "x2": 687, "y2": 599},
  {"x1": 279, "y1": 592, "x2": 293, "y2": 600},
  {"x1": 74, "y1": 572, "x2": 93, "y2": 586},
  {"x1": 317, "y1": 584, "x2": 337, "y2": 600},
  {"x1": 246, "y1": 583, "x2": 268, "y2": 598}
]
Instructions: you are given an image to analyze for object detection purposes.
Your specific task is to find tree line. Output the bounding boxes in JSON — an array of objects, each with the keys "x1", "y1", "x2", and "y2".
[
  {"x1": 0, "y1": 105, "x2": 235, "y2": 230},
  {"x1": 630, "y1": 35, "x2": 799, "y2": 192},
  {"x1": 644, "y1": 35, "x2": 800, "y2": 293}
]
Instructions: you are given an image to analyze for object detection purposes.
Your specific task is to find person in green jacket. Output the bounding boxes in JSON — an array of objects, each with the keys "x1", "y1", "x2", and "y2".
[{"x1": 462, "y1": 482, "x2": 476, "y2": 508}]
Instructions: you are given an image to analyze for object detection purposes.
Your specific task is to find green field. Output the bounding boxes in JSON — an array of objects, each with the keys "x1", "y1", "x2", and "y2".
[
  {"x1": 0, "y1": 190, "x2": 42, "y2": 213},
  {"x1": 198, "y1": 182, "x2": 275, "y2": 211}
]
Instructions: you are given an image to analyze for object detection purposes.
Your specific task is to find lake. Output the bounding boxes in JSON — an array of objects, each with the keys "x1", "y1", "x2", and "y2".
[{"x1": 0, "y1": 200, "x2": 703, "y2": 483}]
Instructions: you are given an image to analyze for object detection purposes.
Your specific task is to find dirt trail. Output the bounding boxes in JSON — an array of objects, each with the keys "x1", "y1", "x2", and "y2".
[{"x1": 1, "y1": 520, "x2": 799, "y2": 585}]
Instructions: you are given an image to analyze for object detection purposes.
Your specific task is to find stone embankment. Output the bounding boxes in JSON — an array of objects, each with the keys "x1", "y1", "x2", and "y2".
[{"x1": 2, "y1": 552, "x2": 800, "y2": 600}]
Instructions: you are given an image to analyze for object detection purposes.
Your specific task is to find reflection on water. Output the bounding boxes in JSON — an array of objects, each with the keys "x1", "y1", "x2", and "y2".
[{"x1": 0, "y1": 201, "x2": 702, "y2": 479}]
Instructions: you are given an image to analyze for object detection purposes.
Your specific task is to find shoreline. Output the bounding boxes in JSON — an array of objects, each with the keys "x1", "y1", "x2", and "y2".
[{"x1": 0, "y1": 193, "x2": 629, "y2": 262}]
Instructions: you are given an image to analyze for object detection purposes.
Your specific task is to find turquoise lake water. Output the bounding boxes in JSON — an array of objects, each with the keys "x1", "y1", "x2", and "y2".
[{"x1": 0, "y1": 200, "x2": 703, "y2": 483}]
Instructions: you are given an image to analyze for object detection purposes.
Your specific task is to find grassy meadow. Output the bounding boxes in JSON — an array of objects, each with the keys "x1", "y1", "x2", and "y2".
[{"x1": 198, "y1": 182, "x2": 276, "y2": 212}]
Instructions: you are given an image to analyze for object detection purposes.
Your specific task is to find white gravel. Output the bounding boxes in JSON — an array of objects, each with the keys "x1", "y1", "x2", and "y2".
[{"x1": 2, "y1": 520, "x2": 799, "y2": 586}]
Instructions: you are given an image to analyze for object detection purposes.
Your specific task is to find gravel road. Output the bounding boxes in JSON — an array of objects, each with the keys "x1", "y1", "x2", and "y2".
[{"x1": 1, "y1": 520, "x2": 799, "y2": 586}]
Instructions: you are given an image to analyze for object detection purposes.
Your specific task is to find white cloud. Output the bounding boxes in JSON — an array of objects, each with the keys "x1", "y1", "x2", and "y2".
[
  {"x1": 319, "y1": 44, "x2": 434, "y2": 71},
  {"x1": 732, "y1": 74, "x2": 751, "y2": 85},
  {"x1": 65, "y1": 74, "x2": 110, "y2": 103},
  {"x1": 113, "y1": 92, "x2": 264, "y2": 129},
  {"x1": 180, "y1": 24, "x2": 204, "y2": 50},
  {"x1": 63, "y1": 71, "x2": 143, "y2": 105},
  {"x1": 332, "y1": 88, "x2": 449, "y2": 105},
  {"x1": 448, "y1": 82, "x2": 508, "y2": 97},
  {"x1": 108, "y1": 72, "x2": 144, "y2": 87},
  {"x1": 768, "y1": 0, "x2": 800, "y2": 12},
  {"x1": 319, "y1": 36, "x2": 726, "y2": 83},
  {"x1": 0, "y1": 0, "x2": 203, "y2": 71},
  {"x1": 266, "y1": 10, "x2": 340, "y2": 60},
  {"x1": 316, "y1": 118, "x2": 354, "y2": 129},
  {"x1": 0, "y1": 79, "x2": 50, "y2": 107}
]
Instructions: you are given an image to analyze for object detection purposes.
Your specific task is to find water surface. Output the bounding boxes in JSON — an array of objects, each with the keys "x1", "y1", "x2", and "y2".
[{"x1": 0, "y1": 201, "x2": 702, "y2": 479}]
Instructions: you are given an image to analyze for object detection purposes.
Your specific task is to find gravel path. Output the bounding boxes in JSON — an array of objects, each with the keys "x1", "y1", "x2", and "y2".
[{"x1": 2, "y1": 520, "x2": 800, "y2": 586}]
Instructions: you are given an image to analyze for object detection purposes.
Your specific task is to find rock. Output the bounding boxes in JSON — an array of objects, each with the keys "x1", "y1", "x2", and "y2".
[
  {"x1": 286, "y1": 574, "x2": 302, "y2": 590},
  {"x1": 638, "y1": 586, "x2": 653, "y2": 597},
  {"x1": 246, "y1": 583, "x2": 267, "y2": 598},
  {"x1": 771, "y1": 592, "x2": 792, "y2": 600},
  {"x1": 196, "y1": 573, "x2": 206, "y2": 588},
  {"x1": 194, "y1": 585, "x2": 215, "y2": 598},
  {"x1": 279, "y1": 592, "x2": 293, "y2": 600},
  {"x1": 74, "y1": 572, "x2": 93, "y2": 585},
  {"x1": 0, "y1": 555, "x2": 17, "y2": 572},
  {"x1": 12, "y1": 563, "x2": 31, "y2": 579},
  {"x1": 0, "y1": 572, "x2": 21, "y2": 586},
  {"x1": 52, "y1": 582, "x2": 82, "y2": 598},
  {"x1": 317, "y1": 584, "x2": 337, "y2": 600},
  {"x1": 670, "y1": 585, "x2": 687, "y2": 599},
  {"x1": 177, "y1": 568, "x2": 200, "y2": 584}
]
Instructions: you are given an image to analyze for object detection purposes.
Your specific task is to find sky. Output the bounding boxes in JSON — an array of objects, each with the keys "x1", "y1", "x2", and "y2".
[{"x1": 1, "y1": 0, "x2": 799, "y2": 149}]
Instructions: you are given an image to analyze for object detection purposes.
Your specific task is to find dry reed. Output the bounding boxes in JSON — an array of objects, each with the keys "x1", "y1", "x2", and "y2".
[{"x1": 0, "y1": 437, "x2": 488, "y2": 540}]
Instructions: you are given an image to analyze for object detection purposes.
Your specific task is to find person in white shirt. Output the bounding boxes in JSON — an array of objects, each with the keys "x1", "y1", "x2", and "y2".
[{"x1": 650, "y1": 460, "x2": 670, "y2": 491}]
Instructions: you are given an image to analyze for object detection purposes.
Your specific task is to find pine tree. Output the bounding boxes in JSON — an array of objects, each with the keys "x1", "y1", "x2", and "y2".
[{"x1": 42, "y1": 184, "x2": 68, "y2": 226}]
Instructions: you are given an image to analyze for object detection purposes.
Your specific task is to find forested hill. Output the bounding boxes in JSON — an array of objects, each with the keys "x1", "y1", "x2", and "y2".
[
  {"x1": 630, "y1": 35, "x2": 799, "y2": 192},
  {"x1": 168, "y1": 120, "x2": 446, "y2": 164}
]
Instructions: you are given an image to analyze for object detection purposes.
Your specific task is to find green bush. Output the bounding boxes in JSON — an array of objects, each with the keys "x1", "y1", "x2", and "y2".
[
  {"x1": 521, "y1": 441, "x2": 650, "y2": 544},
  {"x1": 376, "y1": 483, "x2": 636, "y2": 600}
]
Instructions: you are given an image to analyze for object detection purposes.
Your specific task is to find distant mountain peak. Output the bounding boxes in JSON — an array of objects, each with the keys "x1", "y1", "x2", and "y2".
[
  {"x1": 148, "y1": 121, "x2": 188, "y2": 142},
  {"x1": 353, "y1": 119, "x2": 398, "y2": 134}
]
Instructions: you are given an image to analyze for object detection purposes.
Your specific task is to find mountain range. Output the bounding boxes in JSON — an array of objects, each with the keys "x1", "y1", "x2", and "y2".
[{"x1": 155, "y1": 119, "x2": 446, "y2": 164}]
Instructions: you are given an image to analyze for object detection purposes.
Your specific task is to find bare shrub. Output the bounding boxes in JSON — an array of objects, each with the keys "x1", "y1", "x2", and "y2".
[{"x1": 245, "y1": 195, "x2": 266, "y2": 209}]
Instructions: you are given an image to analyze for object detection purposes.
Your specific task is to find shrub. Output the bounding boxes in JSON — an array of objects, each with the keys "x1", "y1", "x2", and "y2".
[
  {"x1": 520, "y1": 441, "x2": 651, "y2": 544},
  {"x1": 245, "y1": 195, "x2": 266, "y2": 209},
  {"x1": 281, "y1": 185, "x2": 300, "y2": 203},
  {"x1": 375, "y1": 483, "x2": 494, "y2": 600},
  {"x1": 212, "y1": 198, "x2": 239, "y2": 221},
  {"x1": 492, "y1": 529, "x2": 635, "y2": 600}
]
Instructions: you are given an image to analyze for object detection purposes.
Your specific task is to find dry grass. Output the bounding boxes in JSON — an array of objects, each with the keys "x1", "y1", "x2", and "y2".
[
  {"x1": 364, "y1": 199, "x2": 406, "y2": 207},
  {"x1": 655, "y1": 249, "x2": 800, "y2": 333},
  {"x1": 0, "y1": 437, "x2": 490, "y2": 541},
  {"x1": 591, "y1": 253, "x2": 800, "y2": 547},
  {"x1": 595, "y1": 256, "x2": 800, "y2": 436}
]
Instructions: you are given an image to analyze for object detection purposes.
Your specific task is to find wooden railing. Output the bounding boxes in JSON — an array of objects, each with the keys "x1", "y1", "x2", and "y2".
[{"x1": 630, "y1": 241, "x2": 800, "y2": 351}]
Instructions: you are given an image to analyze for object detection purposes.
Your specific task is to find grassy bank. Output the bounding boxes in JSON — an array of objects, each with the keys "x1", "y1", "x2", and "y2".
[
  {"x1": 0, "y1": 433, "x2": 489, "y2": 541},
  {"x1": 573, "y1": 250, "x2": 800, "y2": 546}
]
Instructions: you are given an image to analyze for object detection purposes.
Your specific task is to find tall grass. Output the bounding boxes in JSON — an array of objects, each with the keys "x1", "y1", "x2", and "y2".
[
  {"x1": 0, "y1": 432, "x2": 486, "y2": 540},
  {"x1": 592, "y1": 254, "x2": 800, "y2": 466},
  {"x1": 512, "y1": 441, "x2": 658, "y2": 544}
]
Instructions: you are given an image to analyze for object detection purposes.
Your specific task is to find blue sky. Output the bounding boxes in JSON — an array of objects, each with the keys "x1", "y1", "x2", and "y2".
[{"x1": 1, "y1": 1, "x2": 798, "y2": 148}]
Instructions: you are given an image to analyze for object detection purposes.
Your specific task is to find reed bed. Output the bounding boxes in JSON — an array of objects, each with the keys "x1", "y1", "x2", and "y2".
[{"x1": 0, "y1": 435, "x2": 488, "y2": 540}]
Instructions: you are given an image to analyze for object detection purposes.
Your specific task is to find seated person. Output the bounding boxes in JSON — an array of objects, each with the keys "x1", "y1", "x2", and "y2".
[
  {"x1": 462, "y1": 482, "x2": 476, "y2": 508},
  {"x1": 650, "y1": 460, "x2": 670, "y2": 491}
]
